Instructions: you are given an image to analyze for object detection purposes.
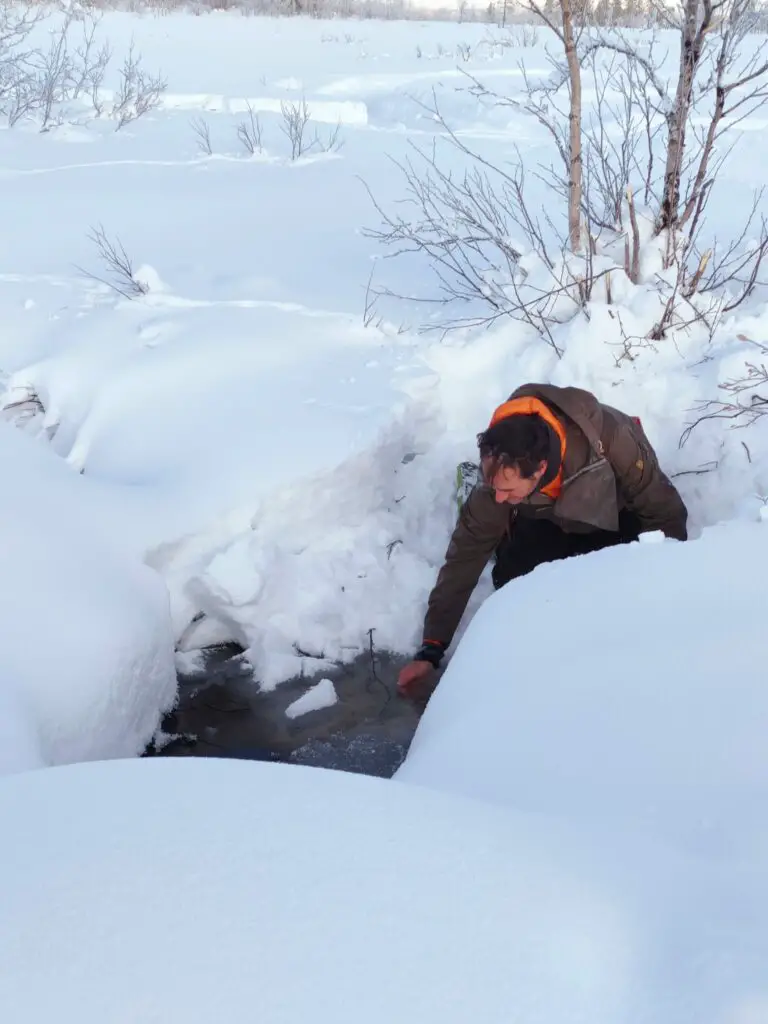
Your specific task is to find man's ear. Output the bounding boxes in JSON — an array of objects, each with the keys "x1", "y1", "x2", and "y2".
[{"x1": 536, "y1": 459, "x2": 548, "y2": 477}]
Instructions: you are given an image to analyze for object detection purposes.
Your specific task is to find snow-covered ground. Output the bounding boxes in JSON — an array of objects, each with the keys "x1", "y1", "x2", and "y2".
[
  {"x1": 3, "y1": 10, "x2": 767, "y2": 695},
  {"x1": 0, "y1": 754, "x2": 766, "y2": 1024}
]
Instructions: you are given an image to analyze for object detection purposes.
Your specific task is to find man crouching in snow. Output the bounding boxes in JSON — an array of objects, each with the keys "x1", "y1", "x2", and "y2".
[{"x1": 397, "y1": 383, "x2": 688, "y2": 697}]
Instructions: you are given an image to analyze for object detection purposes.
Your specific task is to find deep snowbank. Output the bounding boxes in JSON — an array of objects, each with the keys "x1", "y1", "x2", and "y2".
[
  {"x1": 0, "y1": 756, "x2": 766, "y2": 1023},
  {"x1": 397, "y1": 519, "x2": 768, "y2": 861},
  {"x1": 0, "y1": 424, "x2": 176, "y2": 776}
]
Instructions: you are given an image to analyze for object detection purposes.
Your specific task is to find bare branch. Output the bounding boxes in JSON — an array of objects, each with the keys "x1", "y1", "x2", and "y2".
[
  {"x1": 111, "y1": 40, "x2": 166, "y2": 130},
  {"x1": 77, "y1": 224, "x2": 148, "y2": 300},
  {"x1": 681, "y1": 342, "x2": 768, "y2": 445},
  {"x1": 237, "y1": 103, "x2": 263, "y2": 155},
  {"x1": 191, "y1": 115, "x2": 212, "y2": 155}
]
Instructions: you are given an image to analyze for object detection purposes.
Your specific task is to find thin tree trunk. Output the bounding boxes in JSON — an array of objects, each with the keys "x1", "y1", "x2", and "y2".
[
  {"x1": 658, "y1": 0, "x2": 712, "y2": 234},
  {"x1": 561, "y1": 0, "x2": 582, "y2": 251}
]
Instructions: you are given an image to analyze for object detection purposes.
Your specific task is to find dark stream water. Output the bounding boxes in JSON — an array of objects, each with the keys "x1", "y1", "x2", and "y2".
[{"x1": 145, "y1": 644, "x2": 432, "y2": 778}]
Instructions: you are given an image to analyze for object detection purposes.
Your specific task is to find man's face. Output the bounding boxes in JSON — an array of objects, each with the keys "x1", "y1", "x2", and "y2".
[{"x1": 483, "y1": 459, "x2": 547, "y2": 505}]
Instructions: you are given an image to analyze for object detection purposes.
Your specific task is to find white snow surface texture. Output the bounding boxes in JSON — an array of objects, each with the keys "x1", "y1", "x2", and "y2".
[
  {"x1": 0, "y1": 755, "x2": 766, "y2": 1024},
  {"x1": 0, "y1": 423, "x2": 176, "y2": 774},
  {"x1": 398, "y1": 520, "x2": 768, "y2": 859}
]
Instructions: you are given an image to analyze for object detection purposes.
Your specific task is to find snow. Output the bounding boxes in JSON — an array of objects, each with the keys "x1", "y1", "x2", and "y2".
[
  {"x1": 0, "y1": 755, "x2": 766, "y2": 1023},
  {"x1": 0, "y1": 12, "x2": 766, "y2": 734},
  {"x1": 397, "y1": 519, "x2": 768, "y2": 860},
  {"x1": 0, "y1": 9, "x2": 766, "y2": 1016},
  {"x1": 285, "y1": 676, "x2": 338, "y2": 717},
  {"x1": 0, "y1": 421, "x2": 176, "y2": 777},
  {"x1": 7, "y1": 10, "x2": 765, "y2": 685}
]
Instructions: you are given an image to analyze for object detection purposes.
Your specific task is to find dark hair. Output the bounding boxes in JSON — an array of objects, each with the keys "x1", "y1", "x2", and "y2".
[{"x1": 476, "y1": 414, "x2": 552, "y2": 480}]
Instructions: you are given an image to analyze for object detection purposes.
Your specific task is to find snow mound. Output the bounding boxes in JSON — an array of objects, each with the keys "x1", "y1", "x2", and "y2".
[
  {"x1": 0, "y1": 424, "x2": 176, "y2": 776},
  {"x1": 398, "y1": 521, "x2": 768, "y2": 860},
  {"x1": 0, "y1": 756, "x2": 766, "y2": 1024}
]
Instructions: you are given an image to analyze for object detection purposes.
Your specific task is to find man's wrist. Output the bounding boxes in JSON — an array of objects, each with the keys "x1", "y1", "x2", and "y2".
[{"x1": 413, "y1": 640, "x2": 447, "y2": 668}]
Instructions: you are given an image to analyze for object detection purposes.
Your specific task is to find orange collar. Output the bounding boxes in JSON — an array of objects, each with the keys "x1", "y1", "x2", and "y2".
[{"x1": 488, "y1": 396, "x2": 566, "y2": 498}]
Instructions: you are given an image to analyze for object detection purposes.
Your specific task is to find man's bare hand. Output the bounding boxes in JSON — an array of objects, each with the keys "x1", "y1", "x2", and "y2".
[{"x1": 397, "y1": 659, "x2": 435, "y2": 698}]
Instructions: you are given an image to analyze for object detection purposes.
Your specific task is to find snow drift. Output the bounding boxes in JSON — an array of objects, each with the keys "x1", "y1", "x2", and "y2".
[
  {"x1": 0, "y1": 755, "x2": 766, "y2": 1024},
  {"x1": 0, "y1": 423, "x2": 176, "y2": 776},
  {"x1": 397, "y1": 519, "x2": 768, "y2": 862}
]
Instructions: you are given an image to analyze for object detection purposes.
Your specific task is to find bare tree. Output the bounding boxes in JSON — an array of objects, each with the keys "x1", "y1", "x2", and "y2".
[
  {"x1": 361, "y1": 95, "x2": 613, "y2": 351},
  {"x1": 364, "y1": 0, "x2": 768, "y2": 355},
  {"x1": 524, "y1": 0, "x2": 584, "y2": 251},
  {"x1": 654, "y1": 1, "x2": 768, "y2": 241}
]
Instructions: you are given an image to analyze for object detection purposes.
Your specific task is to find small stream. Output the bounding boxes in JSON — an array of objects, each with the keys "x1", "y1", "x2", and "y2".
[{"x1": 145, "y1": 644, "x2": 430, "y2": 778}]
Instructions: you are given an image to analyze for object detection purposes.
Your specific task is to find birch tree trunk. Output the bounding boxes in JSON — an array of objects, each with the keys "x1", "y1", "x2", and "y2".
[
  {"x1": 561, "y1": 0, "x2": 583, "y2": 251},
  {"x1": 658, "y1": 0, "x2": 713, "y2": 234}
]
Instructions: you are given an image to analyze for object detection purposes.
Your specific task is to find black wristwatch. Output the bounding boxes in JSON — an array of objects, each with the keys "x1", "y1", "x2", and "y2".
[{"x1": 413, "y1": 640, "x2": 447, "y2": 668}]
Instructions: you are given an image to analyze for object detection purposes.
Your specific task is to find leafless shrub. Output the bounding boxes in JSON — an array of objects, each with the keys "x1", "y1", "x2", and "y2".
[
  {"x1": 0, "y1": 2, "x2": 42, "y2": 123},
  {"x1": 36, "y1": 14, "x2": 74, "y2": 131},
  {"x1": 111, "y1": 41, "x2": 166, "y2": 129},
  {"x1": 0, "y1": 7, "x2": 163, "y2": 131},
  {"x1": 78, "y1": 224, "x2": 149, "y2": 299},
  {"x1": 504, "y1": 23, "x2": 540, "y2": 46},
  {"x1": 361, "y1": 99, "x2": 610, "y2": 353},
  {"x1": 681, "y1": 339, "x2": 768, "y2": 444},
  {"x1": 191, "y1": 114, "x2": 213, "y2": 154},
  {"x1": 605, "y1": 307, "x2": 657, "y2": 366},
  {"x1": 319, "y1": 119, "x2": 344, "y2": 153},
  {"x1": 366, "y1": 0, "x2": 768, "y2": 358},
  {"x1": 279, "y1": 98, "x2": 343, "y2": 159},
  {"x1": 67, "y1": 16, "x2": 112, "y2": 104},
  {"x1": 236, "y1": 102, "x2": 263, "y2": 154},
  {"x1": 696, "y1": 193, "x2": 768, "y2": 312},
  {"x1": 280, "y1": 97, "x2": 312, "y2": 159}
]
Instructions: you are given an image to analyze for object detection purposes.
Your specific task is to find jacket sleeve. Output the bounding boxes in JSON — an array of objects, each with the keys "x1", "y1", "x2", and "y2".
[
  {"x1": 605, "y1": 419, "x2": 689, "y2": 541},
  {"x1": 422, "y1": 487, "x2": 509, "y2": 648}
]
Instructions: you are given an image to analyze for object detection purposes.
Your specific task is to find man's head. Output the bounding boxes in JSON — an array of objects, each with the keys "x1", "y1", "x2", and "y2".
[{"x1": 477, "y1": 413, "x2": 551, "y2": 505}]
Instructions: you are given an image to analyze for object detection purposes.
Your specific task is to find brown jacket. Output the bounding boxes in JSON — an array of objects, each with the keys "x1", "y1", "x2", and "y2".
[{"x1": 422, "y1": 384, "x2": 688, "y2": 647}]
